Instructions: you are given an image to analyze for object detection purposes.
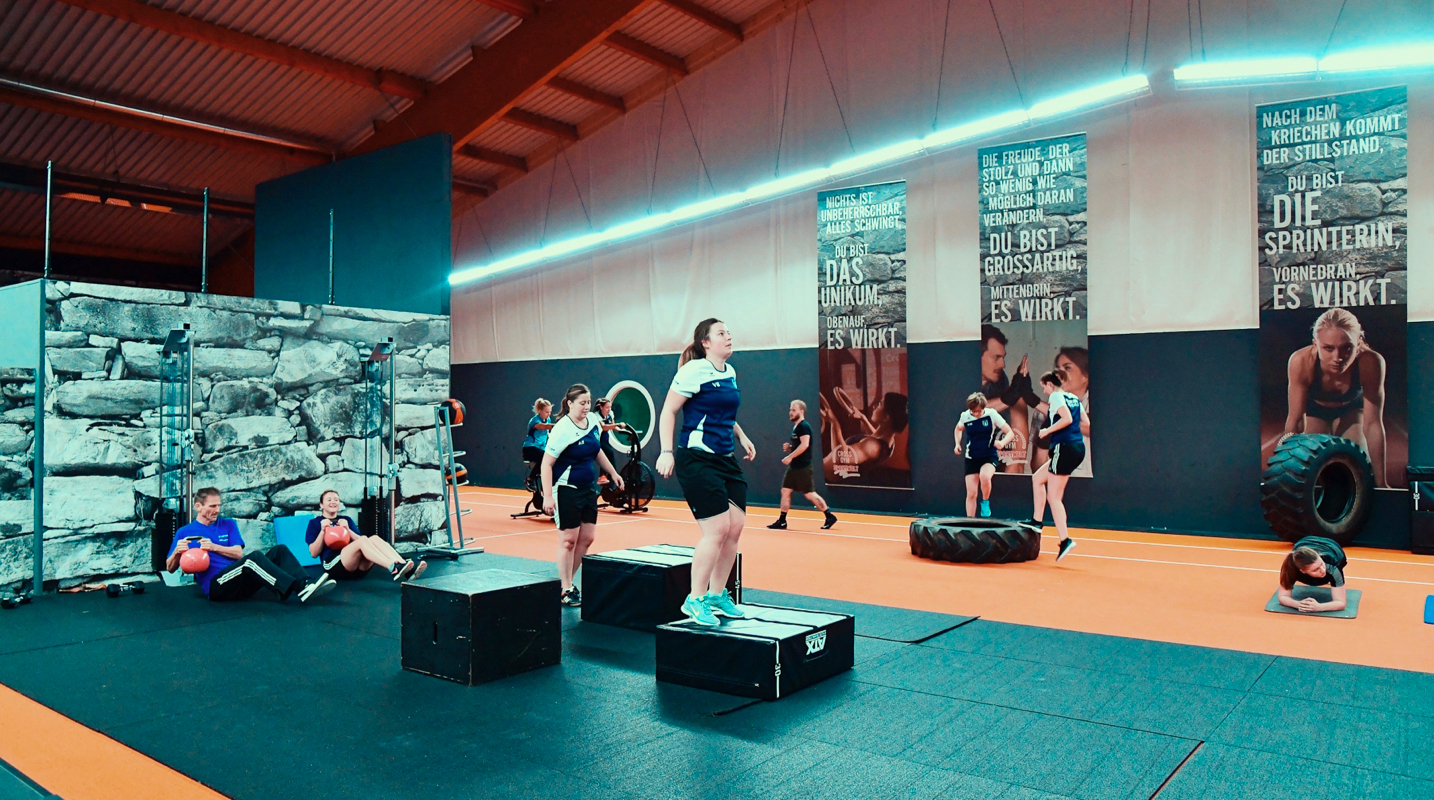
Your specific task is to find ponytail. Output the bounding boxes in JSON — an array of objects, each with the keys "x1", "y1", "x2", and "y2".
[
  {"x1": 1280, "y1": 547, "x2": 1321, "y2": 590},
  {"x1": 679, "y1": 317, "x2": 722, "y2": 367},
  {"x1": 1039, "y1": 369, "x2": 1065, "y2": 388},
  {"x1": 558, "y1": 383, "x2": 590, "y2": 418}
]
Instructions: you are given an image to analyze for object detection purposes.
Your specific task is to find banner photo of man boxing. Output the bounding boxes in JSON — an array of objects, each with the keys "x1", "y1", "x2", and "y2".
[
  {"x1": 977, "y1": 133, "x2": 1090, "y2": 476},
  {"x1": 817, "y1": 181, "x2": 911, "y2": 490},
  {"x1": 1256, "y1": 86, "x2": 1408, "y2": 488}
]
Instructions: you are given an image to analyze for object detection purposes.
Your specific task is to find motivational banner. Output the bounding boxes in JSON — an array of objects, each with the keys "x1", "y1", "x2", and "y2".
[
  {"x1": 976, "y1": 133, "x2": 1090, "y2": 476},
  {"x1": 816, "y1": 181, "x2": 911, "y2": 489},
  {"x1": 1257, "y1": 86, "x2": 1408, "y2": 488}
]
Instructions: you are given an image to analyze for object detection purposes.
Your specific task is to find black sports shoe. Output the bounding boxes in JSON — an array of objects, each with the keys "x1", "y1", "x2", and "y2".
[
  {"x1": 1056, "y1": 538, "x2": 1077, "y2": 562},
  {"x1": 821, "y1": 514, "x2": 838, "y2": 530},
  {"x1": 560, "y1": 587, "x2": 582, "y2": 607},
  {"x1": 766, "y1": 518, "x2": 788, "y2": 529},
  {"x1": 1022, "y1": 518, "x2": 1044, "y2": 529}
]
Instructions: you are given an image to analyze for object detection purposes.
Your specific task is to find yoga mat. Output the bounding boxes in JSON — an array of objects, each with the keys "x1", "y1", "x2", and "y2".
[{"x1": 1265, "y1": 586, "x2": 1361, "y2": 618}]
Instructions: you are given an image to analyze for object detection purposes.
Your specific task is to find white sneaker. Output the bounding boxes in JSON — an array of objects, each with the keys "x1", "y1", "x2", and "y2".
[{"x1": 298, "y1": 574, "x2": 336, "y2": 603}]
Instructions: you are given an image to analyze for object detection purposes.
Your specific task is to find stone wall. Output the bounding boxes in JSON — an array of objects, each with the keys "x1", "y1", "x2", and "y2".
[
  {"x1": 0, "y1": 367, "x2": 36, "y2": 586},
  {"x1": 4, "y1": 281, "x2": 451, "y2": 588}
]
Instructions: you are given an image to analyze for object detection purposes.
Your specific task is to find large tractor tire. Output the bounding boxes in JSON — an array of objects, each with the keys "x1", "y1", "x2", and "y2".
[
  {"x1": 1260, "y1": 434, "x2": 1374, "y2": 546},
  {"x1": 909, "y1": 518, "x2": 1041, "y2": 564}
]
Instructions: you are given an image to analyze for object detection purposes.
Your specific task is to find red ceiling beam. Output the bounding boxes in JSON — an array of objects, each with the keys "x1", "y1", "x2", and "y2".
[
  {"x1": 53, "y1": 0, "x2": 430, "y2": 100},
  {"x1": 547, "y1": 77, "x2": 626, "y2": 113},
  {"x1": 452, "y1": 178, "x2": 497, "y2": 197},
  {"x1": 473, "y1": 0, "x2": 537, "y2": 19},
  {"x1": 350, "y1": 0, "x2": 650, "y2": 156},
  {"x1": 502, "y1": 109, "x2": 579, "y2": 141},
  {"x1": 460, "y1": 145, "x2": 529, "y2": 173},
  {"x1": 604, "y1": 32, "x2": 689, "y2": 75},
  {"x1": 0, "y1": 81, "x2": 331, "y2": 165},
  {"x1": 657, "y1": 0, "x2": 742, "y2": 41},
  {"x1": 0, "y1": 234, "x2": 197, "y2": 267}
]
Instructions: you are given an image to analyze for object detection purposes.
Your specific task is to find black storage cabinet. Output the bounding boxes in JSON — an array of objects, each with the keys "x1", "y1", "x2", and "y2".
[
  {"x1": 582, "y1": 544, "x2": 740, "y2": 630},
  {"x1": 655, "y1": 604, "x2": 854, "y2": 700},
  {"x1": 1410, "y1": 466, "x2": 1434, "y2": 555},
  {"x1": 401, "y1": 569, "x2": 560, "y2": 685}
]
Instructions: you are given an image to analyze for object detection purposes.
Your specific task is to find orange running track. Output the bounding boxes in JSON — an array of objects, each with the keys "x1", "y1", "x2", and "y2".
[{"x1": 459, "y1": 486, "x2": 1434, "y2": 674}]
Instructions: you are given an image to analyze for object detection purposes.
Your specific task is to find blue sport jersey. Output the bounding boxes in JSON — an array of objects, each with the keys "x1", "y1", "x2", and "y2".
[
  {"x1": 958, "y1": 407, "x2": 1003, "y2": 459},
  {"x1": 544, "y1": 415, "x2": 603, "y2": 487},
  {"x1": 169, "y1": 517, "x2": 244, "y2": 598},
  {"x1": 522, "y1": 414, "x2": 550, "y2": 449},
  {"x1": 1047, "y1": 390, "x2": 1084, "y2": 445},
  {"x1": 670, "y1": 358, "x2": 740, "y2": 455}
]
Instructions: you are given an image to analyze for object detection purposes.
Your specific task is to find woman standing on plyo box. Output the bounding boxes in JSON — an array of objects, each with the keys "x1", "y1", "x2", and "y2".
[
  {"x1": 655, "y1": 318, "x2": 756, "y2": 627},
  {"x1": 542, "y1": 383, "x2": 624, "y2": 606}
]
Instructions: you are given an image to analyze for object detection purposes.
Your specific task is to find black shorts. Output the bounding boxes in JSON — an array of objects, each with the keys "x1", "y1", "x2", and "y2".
[
  {"x1": 782, "y1": 465, "x2": 815, "y2": 494},
  {"x1": 522, "y1": 446, "x2": 545, "y2": 463},
  {"x1": 1049, "y1": 440, "x2": 1086, "y2": 476},
  {"x1": 555, "y1": 484, "x2": 599, "y2": 530},
  {"x1": 675, "y1": 448, "x2": 747, "y2": 520},
  {"x1": 323, "y1": 552, "x2": 372, "y2": 581},
  {"x1": 964, "y1": 454, "x2": 1000, "y2": 475}
]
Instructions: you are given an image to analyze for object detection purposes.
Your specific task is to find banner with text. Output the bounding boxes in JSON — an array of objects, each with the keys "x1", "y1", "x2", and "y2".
[
  {"x1": 977, "y1": 134, "x2": 1091, "y2": 476},
  {"x1": 817, "y1": 181, "x2": 911, "y2": 489},
  {"x1": 1257, "y1": 86, "x2": 1408, "y2": 489}
]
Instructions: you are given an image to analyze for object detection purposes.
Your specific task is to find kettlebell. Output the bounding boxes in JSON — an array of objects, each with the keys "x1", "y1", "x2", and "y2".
[
  {"x1": 323, "y1": 522, "x2": 352, "y2": 549},
  {"x1": 179, "y1": 539, "x2": 210, "y2": 574}
]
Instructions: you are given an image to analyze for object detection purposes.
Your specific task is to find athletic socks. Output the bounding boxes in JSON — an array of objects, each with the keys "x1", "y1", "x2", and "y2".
[
  {"x1": 767, "y1": 513, "x2": 788, "y2": 530},
  {"x1": 978, "y1": 500, "x2": 991, "y2": 517}
]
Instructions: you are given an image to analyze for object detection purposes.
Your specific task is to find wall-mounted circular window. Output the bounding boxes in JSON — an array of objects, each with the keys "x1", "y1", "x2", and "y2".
[{"x1": 605, "y1": 380, "x2": 655, "y2": 450}]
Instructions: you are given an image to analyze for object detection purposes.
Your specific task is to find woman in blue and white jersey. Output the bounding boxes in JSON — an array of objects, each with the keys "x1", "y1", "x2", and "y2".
[
  {"x1": 954, "y1": 392, "x2": 1014, "y2": 517},
  {"x1": 655, "y1": 318, "x2": 756, "y2": 627},
  {"x1": 1029, "y1": 369, "x2": 1086, "y2": 562},
  {"x1": 541, "y1": 384, "x2": 624, "y2": 606}
]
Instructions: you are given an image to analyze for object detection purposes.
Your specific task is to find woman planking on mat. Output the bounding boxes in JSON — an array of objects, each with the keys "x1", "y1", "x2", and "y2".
[
  {"x1": 522, "y1": 398, "x2": 555, "y2": 491},
  {"x1": 1276, "y1": 536, "x2": 1349, "y2": 613},
  {"x1": 541, "y1": 383, "x2": 624, "y2": 606},
  {"x1": 954, "y1": 392, "x2": 1014, "y2": 517},
  {"x1": 306, "y1": 490, "x2": 426, "y2": 583},
  {"x1": 655, "y1": 318, "x2": 755, "y2": 628},
  {"x1": 1281, "y1": 307, "x2": 1388, "y2": 486},
  {"x1": 1028, "y1": 369, "x2": 1085, "y2": 561}
]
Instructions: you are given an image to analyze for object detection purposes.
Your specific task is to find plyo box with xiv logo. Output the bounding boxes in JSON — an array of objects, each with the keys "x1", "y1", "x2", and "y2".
[{"x1": 656, "y1": 604, "x2": 855, "y2": 700}]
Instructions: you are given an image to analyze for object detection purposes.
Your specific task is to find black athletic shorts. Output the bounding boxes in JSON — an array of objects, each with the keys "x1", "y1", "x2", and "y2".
[
  {"x1": 675, "y1": 448, "x2": 747, "y2": 520},
  {"x1": 1049, "y1": 440, "x2": 1086, "y2": 476},
  {"x1": 322, "y1": 552, "x2": 371, "y2": 581},
  {"x1": 555, "y1": 484, "x2": 599, "y2": 530},
  {"x1": 964, "y1": 454, "x2": 1000, "y2": 475},
  {"x1": 782, "y1": 465, "x2": 815, "y2": 494},
  {"x1": 522, "y1": 446, "x2": 545, "y2": 463}
]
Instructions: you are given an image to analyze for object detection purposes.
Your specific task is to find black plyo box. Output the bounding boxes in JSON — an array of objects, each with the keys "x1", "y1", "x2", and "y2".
[
  {"x1": 655, "y1": 604, "x2": 855, "y2": 700},
  {"x1": 582, "y1": 544, "x2": 740, "y2": 630},
  {"x1": 1409, "y1": 467, "x2": 1434, "y2": 555},
  {"x1": 401, "y1": 568, "x2": 560, "y2": 685}
]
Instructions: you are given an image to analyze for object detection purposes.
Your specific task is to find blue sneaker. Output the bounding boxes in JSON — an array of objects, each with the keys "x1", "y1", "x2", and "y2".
[
  {"x1": 978, "y1": 500, "x2": 991, "y2": 517},
  {"x1": 681, "y1": 595, "x2": 719, "y2": 627},
  {"x1": 706, "y1": 589, "x2": 745, "y2": 619}
]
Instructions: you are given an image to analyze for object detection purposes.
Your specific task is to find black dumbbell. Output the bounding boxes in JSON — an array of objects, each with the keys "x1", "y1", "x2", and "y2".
[
  {"x1": 105, "y1": 582, "x2": 146, "y2": 598},
  {"x1": 1, "y1": 591, "x2": 32, "y2": 610}
]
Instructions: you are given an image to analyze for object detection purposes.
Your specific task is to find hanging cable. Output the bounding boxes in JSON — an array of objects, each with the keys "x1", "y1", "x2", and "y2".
[
  {"x1": 773, "y1": 10, "x2": 802, "y2": 177},
  {"x1": 805, "y1": 6, "x2": 855, "y2": 154},
  {"x1": 382, "y1": 94, "x2": 421, "y2": 143},
  {"x1": 538, "y1": 146, "x2": 562, "y2": 247},
  {"x1": 1141, "y1": 0, "x2": 1153, "y2": 72},
  {"x1": 672, "y1": 83, "x2": 718, "y2": 196},
  {"x1": 1122, "y1": 0, "x2": 1136, "y2": 75},
  {"x1": 988, "y1": 0, "x2": 1026, "y2": 107},
  {"x1": 1322, "y1": 0, "x2": 1349, "y2": 57},
  {"x1": 561, "y1": 147, "x2": 592, "y2": 228},
  {"x1": 933, "y1": 0, "x2": 955, "y2": 130},
  {"x1": 1186, "y1": 0, "x2": 1195, "y2": 60},
  {"x1": 1196, "y1": 0, "x2": 1207, "y2": 60},
  {"x1": 648, "y1": 73, "x2": 672, "y2": 214}
]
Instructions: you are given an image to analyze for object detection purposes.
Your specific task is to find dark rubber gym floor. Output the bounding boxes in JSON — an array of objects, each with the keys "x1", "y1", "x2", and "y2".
[{"x1": 2, "y1": 551, "x2": 1432, "y2": 799}]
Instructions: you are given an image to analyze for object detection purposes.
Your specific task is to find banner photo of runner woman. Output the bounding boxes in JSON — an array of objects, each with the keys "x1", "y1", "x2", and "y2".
[
  {"x1": 1256, "y1": 86, "x2": 1408, "y2": 488},
  {"x1": 817, "y1": 181, "x2": 911, "y2": 490},
  {"x1": 977, "y1": 133, "x2": 1090, "y2": 476}
]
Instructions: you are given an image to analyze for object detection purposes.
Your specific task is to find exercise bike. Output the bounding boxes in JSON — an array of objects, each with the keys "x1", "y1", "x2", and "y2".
[
  {"x1": 511, "y1": 459, "x2": 548, "y2": 520},
  {"x1": 598, "y1": 423, "x2": 657, "y2": 514}
]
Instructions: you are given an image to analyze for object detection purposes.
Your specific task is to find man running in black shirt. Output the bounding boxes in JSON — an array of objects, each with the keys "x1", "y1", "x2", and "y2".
[{"x1": 768, "y1": 400, "x2": 838, "y2": 530}]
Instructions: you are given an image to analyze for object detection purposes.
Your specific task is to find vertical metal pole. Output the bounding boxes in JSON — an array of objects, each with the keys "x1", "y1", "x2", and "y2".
[
  {"x1": 42, "y1": 161, "x2": 53, "y2": 278},
  {"x1": 32, "y1": 283, "x2": 45, "y2": 593},
  {"x1": 327, "y1": 208, "x2": 335, "y2": 305},
  {"x1": 200, "y1": 188, "x2": 210, "y2": 293},
  {"x1": 387, "y1": 342, "x2": 396, "y2": 543}
]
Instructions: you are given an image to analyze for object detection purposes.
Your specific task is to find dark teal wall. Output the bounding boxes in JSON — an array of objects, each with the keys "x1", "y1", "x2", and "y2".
[
  {"x1": 454, "y1": 324, "x2": 1431, "y2": 549},
  {"x1": 254, "y1": 134, "x2": 451, "y2": 316}
]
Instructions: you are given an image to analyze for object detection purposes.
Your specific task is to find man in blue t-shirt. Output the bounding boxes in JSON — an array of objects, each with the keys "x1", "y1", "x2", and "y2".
[{"x1": 165, "y1": 487, "x2": 334, "y2": 603}]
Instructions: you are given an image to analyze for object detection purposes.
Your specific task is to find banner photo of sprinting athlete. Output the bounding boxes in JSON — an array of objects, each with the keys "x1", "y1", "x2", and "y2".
[
  {"x1": 817, "y1": 181, "x2": 910, "y2": 489},
  {"x1": 1256, "y1": 86, "x2": 1408, "y2": 488},
  {"x1": 977, "y1": 134, "x2": 1090, "y2": 475}
]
